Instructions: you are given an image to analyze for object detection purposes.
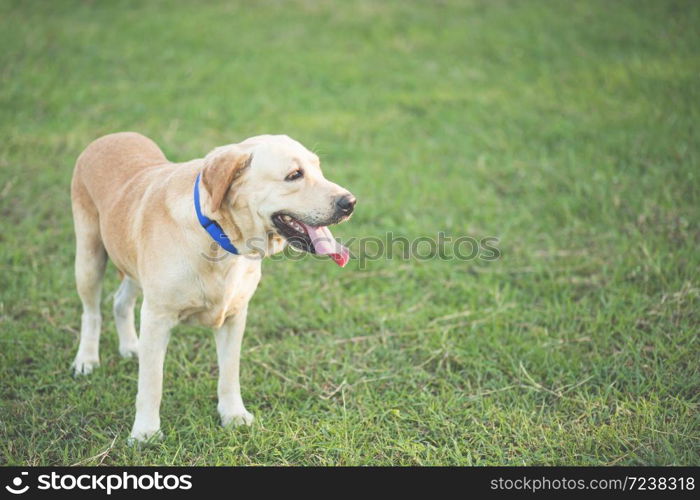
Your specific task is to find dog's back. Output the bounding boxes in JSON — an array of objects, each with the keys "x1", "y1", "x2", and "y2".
[{"x1": 71, "y1": 132, "x2": 168, "y2": 214}]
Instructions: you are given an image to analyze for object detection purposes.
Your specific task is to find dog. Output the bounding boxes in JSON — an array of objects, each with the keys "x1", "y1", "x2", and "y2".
[{"x1": 70, "y1": 132, "x2": 355, "y2": 441}]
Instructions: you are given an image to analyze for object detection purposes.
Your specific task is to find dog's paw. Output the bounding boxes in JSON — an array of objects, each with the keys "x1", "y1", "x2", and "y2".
[
  {"x1": 119, "y1": 342, "x2": 138, "y2": 359},
  {"x1": 72, "y1": 357, "x2": 99, "y2": 376},
  {"x1": 128, "y1": 428, "x2": 163, "y2": 446},
  {"x1": 220, "y1": 409, "x2": 255, "y2": 427}
]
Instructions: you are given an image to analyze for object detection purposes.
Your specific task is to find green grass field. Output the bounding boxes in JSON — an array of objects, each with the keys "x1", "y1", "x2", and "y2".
[{"x1": 1, "y1": 0, "x2": 698, "y2": 465}]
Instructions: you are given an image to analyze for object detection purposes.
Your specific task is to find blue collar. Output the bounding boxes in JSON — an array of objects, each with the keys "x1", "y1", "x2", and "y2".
[{"x1": 194, "y1": 173, "x2": 239, "y2": 254}]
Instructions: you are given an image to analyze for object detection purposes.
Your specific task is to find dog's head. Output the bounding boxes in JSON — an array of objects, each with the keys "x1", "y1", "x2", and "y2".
[{"x1": 201, "y1": 135, "x2": 355, "y2": 266}]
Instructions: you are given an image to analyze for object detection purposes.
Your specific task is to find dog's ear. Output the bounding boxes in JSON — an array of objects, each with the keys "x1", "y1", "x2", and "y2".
[{"x1": 201, "y1": 147, "x2": 252, "y2": 214}]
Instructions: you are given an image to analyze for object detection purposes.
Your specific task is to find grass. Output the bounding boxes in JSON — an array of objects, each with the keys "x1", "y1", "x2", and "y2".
[{"x1": 1, "y1": 0, "x2": 698, "y2": 465}]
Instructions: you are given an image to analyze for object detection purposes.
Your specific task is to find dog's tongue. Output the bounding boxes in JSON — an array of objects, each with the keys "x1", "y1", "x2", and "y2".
[{"x1": 300, "y1": 223, "x2": 350, "y2": 267}]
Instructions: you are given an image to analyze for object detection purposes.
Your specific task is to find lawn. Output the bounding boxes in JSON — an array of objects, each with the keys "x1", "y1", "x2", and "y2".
[{"x1": 1, "y1": 0, "x2": 698, "y2": 465}]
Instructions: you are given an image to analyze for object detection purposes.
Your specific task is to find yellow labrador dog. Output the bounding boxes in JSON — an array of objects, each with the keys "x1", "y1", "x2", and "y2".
[{"x1": 70, "y1": 132, "x2": 355, "y2": 442}]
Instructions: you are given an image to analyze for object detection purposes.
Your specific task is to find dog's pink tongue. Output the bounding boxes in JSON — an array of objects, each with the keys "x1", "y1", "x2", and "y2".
[{"x1": 300, "y1": 223, "x2": 350, "y2": 267}]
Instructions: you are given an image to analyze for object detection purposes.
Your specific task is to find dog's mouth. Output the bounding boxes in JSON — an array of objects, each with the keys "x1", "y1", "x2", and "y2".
[{"x1": 272, "y1": 213, "x2": 350, "y2": 267}]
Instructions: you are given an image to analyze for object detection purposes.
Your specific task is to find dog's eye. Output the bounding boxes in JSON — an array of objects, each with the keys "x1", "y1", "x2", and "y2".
[{"x1": 285, "y1": 169, "x2": 304, "y2": 181}]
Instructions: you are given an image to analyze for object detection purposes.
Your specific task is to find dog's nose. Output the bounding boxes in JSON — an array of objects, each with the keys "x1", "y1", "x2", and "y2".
[{"x1": 336, "y1": 194, "x2": 356, "y2": 215}]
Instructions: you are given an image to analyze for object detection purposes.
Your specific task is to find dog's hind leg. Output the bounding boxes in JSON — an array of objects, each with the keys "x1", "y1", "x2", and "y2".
[
  {"x1": 71, "y1": 186, "x2": 108, "y2": 376},
  {"x1": 114, "y1": 276, "x2": 140, "y2": 358}
]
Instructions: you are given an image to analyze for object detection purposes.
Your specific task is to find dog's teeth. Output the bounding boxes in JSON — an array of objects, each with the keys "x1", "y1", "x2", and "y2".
[{"x1": 283, "y1": 215, "x2": 292, "y2": 222}]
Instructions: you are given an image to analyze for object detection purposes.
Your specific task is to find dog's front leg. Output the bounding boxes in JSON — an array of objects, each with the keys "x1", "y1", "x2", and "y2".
[
  {"x1": 130, "y1": 300, "x2": 176, "y2": 442},
  {"x1": 215, "y1": 307, "x2": 254, "y2": 426}
]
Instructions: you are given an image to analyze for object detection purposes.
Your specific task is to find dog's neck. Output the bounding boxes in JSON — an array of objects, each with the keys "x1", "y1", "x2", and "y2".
[
  {"x1": 197, "y1": 184, "x2": 284, "y2": 258},
  {"x1": 223, "y1": 199, "x2": 287, "y2": 257},
  {"x1": 215, "y1": 204, "x2": 256, "y2": 255}
]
